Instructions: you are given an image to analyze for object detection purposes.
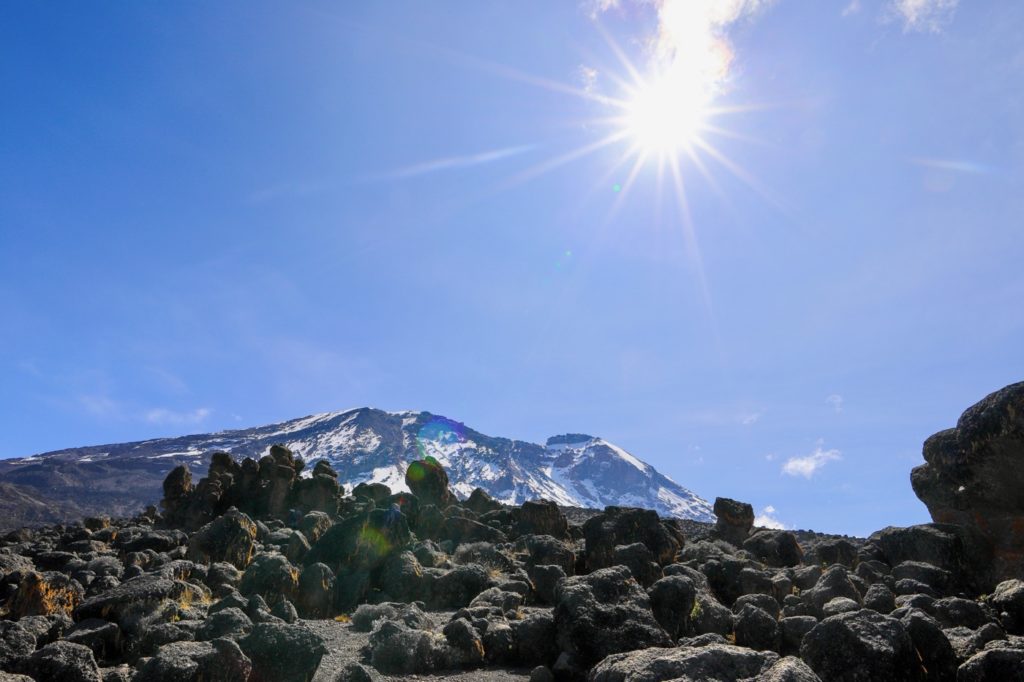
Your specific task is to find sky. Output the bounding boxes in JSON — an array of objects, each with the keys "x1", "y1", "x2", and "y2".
[{"x1": 1, "y1": 0, "x2": 1022, "y2": 536}]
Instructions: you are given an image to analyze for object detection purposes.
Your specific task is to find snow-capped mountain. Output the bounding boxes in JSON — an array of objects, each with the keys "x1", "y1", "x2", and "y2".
[{"x1": 0, "y1": 408, "x2": 713, "y2": 528}]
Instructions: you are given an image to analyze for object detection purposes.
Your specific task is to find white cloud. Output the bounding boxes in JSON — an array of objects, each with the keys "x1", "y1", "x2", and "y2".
[
  {"x1": 740, "y1": 412, "x2": 761, "y2": 425},
  {"x1": 765, "y1": 453, "x2": 776, "y2": 461},
  {"x1": 888, "y1": 0, "x2": 958, "y2": 33},
  {"x1": 755, "y1": 504, "x2": 787, "y2": 529},
  {"x1": 825, "y1": 394, "x2": 844, "y2": 413},
  {"x1": 782, "y1": 441, "x2": 842, "y2": 478},
  {"x1": 593, "y1": 0, "x2": 777, "y2": 102},
  {"x1": 144, "y1": 407, "x2": 212, "y2": 426},
  {"x1": 842, "y1": 0, "x2": 862, "y2": 17}
]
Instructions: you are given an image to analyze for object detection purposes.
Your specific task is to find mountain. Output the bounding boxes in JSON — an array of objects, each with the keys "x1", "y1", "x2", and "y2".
[{"x1": 0, "y1": 408, "x2": 713, "y2": 528}]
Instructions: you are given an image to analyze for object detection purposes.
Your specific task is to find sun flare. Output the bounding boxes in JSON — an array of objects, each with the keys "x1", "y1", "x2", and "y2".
[{"x1": 622, "y1": 73, "x2": 709, "y2": 156}]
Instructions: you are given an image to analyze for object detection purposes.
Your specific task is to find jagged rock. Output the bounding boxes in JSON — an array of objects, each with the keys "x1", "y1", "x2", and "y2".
[
  {"x1": 513, "y1": 500, "x2": 568, "y2": 539},
  {"x1": 553, "y1": 565, "x2": 671, "y2": 668},
  {"x1": 735, "y1": 594, "x2": 782, "y2": 621},
  {"x1": 132, "y1": 638, "x2": 252, "y2": 682},
  {"x1": 304, "y1": 508, "x2": 411, "y2": 573},
  {"x1": 990, "y1": 579, "x2": 1024, "y2": 635},
  {"x1": 294, "y1": 562, "x2": 334, "y2": 619},
  {"x1": 186, "y1": 508, "x2": 258, "y2": 570},
  {"x1": 404, "y1": 457, "x2": 455, "y2": 509},
  {"x1": 932, "y1": 597, "x2": 993, "y2": 629},
  {"x1": 756, "y1": 657, "x2": 823, "y2": 681},
  {"x1": 16, "y1": 641, "x2": 101, "y2": 682},
  {"x1": 956, "y1": 648, "x2": 1024, "y2": 681},
  {"x1": 800, "y1": 609, "x2": 921, "y2": 681},
  {"x1": 298, "y1": 512, "x2": 332, "y2": 545},
  {"x1": 802, "y1": 566, "x2": 862, "y2": 618},
  {"x1": 428, "y1": 563, "x2": 493, "y2": 608},
  {"x1": 647, "y1": 574, "x2": 697, "y2": 640},
  {"x1": 898, "y1": 608, "x2": 957, "y2": 682},
  {"x1": 513, "y1": 611, "x2": 559, "y2": 666},
  {"x1": 911, "y1": 381, "x2": 1024, "y2": 584},
  {"x1": 864, "y1": 583, "x2": 896, "y2": 613},
  {"x1": 735, "y1": 604, "x2": 780, "y2": 652},
  {"x1": 352, "y1": 482, "x2": 391, "y2": 504},
  {"x1": 779, "y1": 616, "x2": 817, "y2": 656},
  {"x1": 76, "y1": 574, "x2": 208, "y2": 635},
  {"x1": 7, "y1": 570, "x2": 84, "y2": 618},
  {"x1": 292, "y1": 462, "x2": 341, "y2": 514},
  {"x1": 64, "y1": 618, "x2": 123, "y2": 661},
  {"x1": 588, "y1": 643, "x2": 780, "y2": 682},
  {"x1": 743, "y1": 530, "x2": 803, "y2": 568},
  {"x1": 583, "y1": 506, "x2": 682, "y2": 571},
  {"x1": 0, "y1": 621, "x2": 36, "y2": 671},
  {"x1": 614, "y1": 542, "x2": 663, "y2": 587},
  {"x1": 238, "y1": 623, "x2": 326, "y2": 682},
  {"x1": 712, "y1": 497, "x2": 755, "y2": 546},
  {"x1": 521, "y1": 534, "x2": 575, "y2": 574},
  {"x1": 465, "y1": 488, "x2": 503, "y2": 514},
  {"x1": 864, "y1": 524, "x2": 991, "y2": 594},
  {"x1": 238, "y1": 553, "x2": 299, "y2": 606},
  {"x1": 195, "y1": 607, "x2": 253, "y2": 641},
  {"x1": 365, "y1": 620, "x2": 454, "y2": 674}
]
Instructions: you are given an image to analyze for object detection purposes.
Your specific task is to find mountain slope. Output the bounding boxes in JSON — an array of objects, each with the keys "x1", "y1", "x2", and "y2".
[{"x1": 0, "y1": 408, "x2": 713, "y2": 527}]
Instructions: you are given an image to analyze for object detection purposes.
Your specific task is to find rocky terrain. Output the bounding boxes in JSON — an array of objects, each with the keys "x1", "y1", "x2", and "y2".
[
  {"x1": 1, "y1": 381, "x2": 1023, "y2": 681},
  {"x1": 0, "y1": 409, "x2": 712, "y2": 530}
]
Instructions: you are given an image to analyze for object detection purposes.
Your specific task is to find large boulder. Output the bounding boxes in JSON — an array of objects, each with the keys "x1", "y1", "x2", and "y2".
[
  {"x1": 305, "y1": 508, "x2": 411, "y2": 573},
  {"x1": 800, "y1": 609, "x2": 921, "y2": 681},
  {"x1": 404, "y1": 457, "x2": 455, "y2": 509},
  {"x1": 864, "y1": 524, "x2": 992, "y2": 594},
  {"x1": 911, "y1": 381, "x2": 1024, "y2": 583},
  {"x1": 513, "y1": 499, "x2": 568, "y2": 539},
  {"x1": 76, "y1": 574, "x2": 208, "y2": 635},
  {"x1": 15, "y1": 641, "x2": 101, "y2": 682},
  {"x1": 583, "y1": 507, "x2": 682, "y2": 571},
  {"x1": 553, "y1": 565, "x2": 671, "y2": 668},
  {"x1": 743, "y1": 530, "x2": 803, "y2": 568},
  {"x1": 238, "y1": 623, "x2": 327, "y2": 682},
  {"x1": 588, "y1": 643, "x2": 784, "y2": 682},
  {"x1": 186, "y1": 508, "x2": 258, "y2": 570},
  {"x1": 133, "y1": 639, "x2": 252, "y2": 682},
  {"x1": 6, "y1": 570, "x2": 84, "y2": 618},
  {"x1": 712, "y1": 497, "x2": 755, "y2": 546}
]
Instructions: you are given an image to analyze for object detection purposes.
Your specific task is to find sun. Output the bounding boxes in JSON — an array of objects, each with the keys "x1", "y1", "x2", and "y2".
[{"x1": 621, "y1": 73, "x2": 709, "y2": 157}]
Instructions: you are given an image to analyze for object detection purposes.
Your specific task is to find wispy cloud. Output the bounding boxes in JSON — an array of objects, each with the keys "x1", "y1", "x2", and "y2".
[
  {"x1": 888, "y1": 0, "x2": 959, "y2": 33},
  {"x1": 372, "y1": 145, "x2": 535, "y2": 181},
  {"x1": 825, "y1": 394, "x2": 844, "y2": 413},
  {"x1": 754, "y1": 504, "x2": 787, "y2": 529},
  {"x1": 144, "y1": 407, "x2": 212, "y2": 426},
  {"x1": 842, "y1": 0, "x2": 862, "y2": 17},
  {"x1": 909, "y1": 157, "x2": 990, "y2": 174},
  {"x1": 782, "y1": 441, "x2": 842, "y2": 478},
  {"x1": 740, "y1": 412, "x2": 761, "y2": 425}
]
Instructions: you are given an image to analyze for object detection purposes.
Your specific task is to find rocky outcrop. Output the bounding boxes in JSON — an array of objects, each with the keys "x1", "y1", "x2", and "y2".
[
  {"x1": 5, "y1": 386, "x2": 1024, "y2": 681},
  {"x1": 911, "y1": 381, "x2": 1024, "y2": 583}
]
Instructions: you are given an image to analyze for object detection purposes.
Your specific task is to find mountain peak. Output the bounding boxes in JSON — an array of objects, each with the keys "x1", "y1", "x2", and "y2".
[{"x1": 0, "y1": 409, "x2": 714, "y2": 527}]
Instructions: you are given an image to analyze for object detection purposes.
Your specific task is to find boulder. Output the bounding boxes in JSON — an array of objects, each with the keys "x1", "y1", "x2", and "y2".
[
  {"x1": 734, "y1": 604, "x2": 780, "y2": 652},
  {"x1": 0, "y1": 621, "x2": 36, "y2": 671},
  {"x1": 16, "y1": 641, "x2": 101, "y2": 682},
  {"x1": 238, "y1": 623, "x2": 327, "y2": 682},
  {"x1": 7, "y1": 570, "x2": 84, "y2": 618},
  {"x1": 513, "y1": 500, "x2": 568, "y2": 539},
  {"x1": 588, "y1": 643, "x2": 780, "y2": 682},
  {"x1": 76, "y1": 574, "x2": 208, "y2": 635},
  {"x1": 465, "y1": 488, "x2": 503, "y2": 514},
  {"x1": 238, "y1": 553, "x2": 299, "y2": 606},
  {"x1": 304, "y1": 508, "x2": 411, "y2": 573},
  {"x1": 583, "y1": 507, "x2": 682, "y2": 571},
  {"x1": 404, "y1": 457, "x2": 455, "y2": 509},
  {"x1": 990, "y1": 579, "x2": 1024, "y2": 635},
  {"x1": 898, "y1": 609, "x2": 957, "y2": 682},
  {"x1": 743, "y1": 530, "x2": 803, "y2": 568},
  {"x1": 553, "y1": 565, "x2": 671, "y2": 668},
  {"x1": 911, "y1": 381, "x2": 1024, "y2": 583},
  {"x1": 712, "y1": 497, "x2": 755, "y2": 546},
  {"x1": 956, "y1": 648, "x2": 1024, "y2": 681},
  {"x1": 186, "y1": 508, "x2": 258, "y2": 570},
  {"x1": 648, "y1": 574, "x2": 697, "y2": 640},
  {"x1": 132, "y1": 639, "x2": 252, "y2": 682},
  {"x1": 800, "y1": 609, "x2": 921, "y2": 682}
]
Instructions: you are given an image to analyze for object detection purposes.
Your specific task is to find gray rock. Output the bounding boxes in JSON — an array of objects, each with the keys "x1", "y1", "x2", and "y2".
[
  {"x1": 238, "y1": 623, "x2": 326, "y2": 682},
  {"x1": 799, "y1": 609, "x2": 920, "y2": 682},
  {"x1": 588, "y1": 643, "x2": 779, "y2": 682},
  {"x1": 17, "y1": 641, "x2": 101, "y2": 682},
  {"x1": 956, "y1": 648, "x2": 1024, "y2": 681},
  {"x1": 553, "y1": 565, "x2": 671, "y2": 668}
]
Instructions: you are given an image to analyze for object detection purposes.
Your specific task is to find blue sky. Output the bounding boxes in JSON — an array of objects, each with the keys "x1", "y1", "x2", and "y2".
[{"x1": 2, "y1": 1, "x2": 1021, "y2": 536}]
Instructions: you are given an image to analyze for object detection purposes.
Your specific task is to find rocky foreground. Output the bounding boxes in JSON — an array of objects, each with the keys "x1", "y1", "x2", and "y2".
[{"x1": 1, "y1": 382, "x2": 1024, "y2": 681}]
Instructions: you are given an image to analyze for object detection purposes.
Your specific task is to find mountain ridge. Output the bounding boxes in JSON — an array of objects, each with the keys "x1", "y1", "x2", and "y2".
[{"x1": 0, "y1": 407, "x2": 713, "y2": 528}]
